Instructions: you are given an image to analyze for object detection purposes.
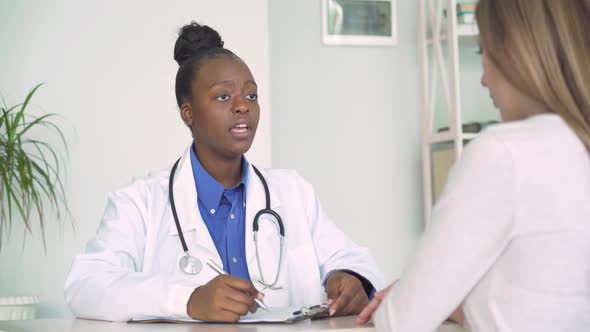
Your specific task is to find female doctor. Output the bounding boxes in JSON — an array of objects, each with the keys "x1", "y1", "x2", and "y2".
[{"x1": 64, "y1": 22, "x2": 385, "y2": 322}]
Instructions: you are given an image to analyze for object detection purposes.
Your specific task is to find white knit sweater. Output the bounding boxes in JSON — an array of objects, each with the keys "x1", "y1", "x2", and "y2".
[{"x1": 375, "y1": 114, "x2": 590, "y2": 331}]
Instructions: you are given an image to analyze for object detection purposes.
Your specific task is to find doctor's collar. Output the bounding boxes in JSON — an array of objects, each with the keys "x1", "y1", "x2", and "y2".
[{"x1": 189, "y1": 147, "x2": 249, "y2": 210}]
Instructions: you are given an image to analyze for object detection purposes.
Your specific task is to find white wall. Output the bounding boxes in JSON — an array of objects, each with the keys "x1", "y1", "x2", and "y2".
[
  {"x1": 0, "y1": 0, "x2": 271, "y2": 318},
  {"x1": 269, "y1": 0, "x2": 424, "y2": 281}
]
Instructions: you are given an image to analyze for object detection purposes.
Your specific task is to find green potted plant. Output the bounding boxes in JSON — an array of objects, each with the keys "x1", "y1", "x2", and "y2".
[{"x1": 0, "y1": 83, "x2": 69, "y2": 320}]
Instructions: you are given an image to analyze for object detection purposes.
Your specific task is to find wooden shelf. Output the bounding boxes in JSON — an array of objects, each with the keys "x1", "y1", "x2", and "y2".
[
  {"x1": 461, "y1": 132, "x2": 478, "y2": 140},
  {"x1": 419, "y1": 0, "x2": 480, "y2": 225},
  {"x1": 427, "y1": 132, "x2": 479, "y2": 144}
]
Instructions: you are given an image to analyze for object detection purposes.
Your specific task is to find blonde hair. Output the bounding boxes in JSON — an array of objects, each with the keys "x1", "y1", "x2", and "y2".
[{"x1": 476, "y1": 0, "x2": 590, "y2": 151}]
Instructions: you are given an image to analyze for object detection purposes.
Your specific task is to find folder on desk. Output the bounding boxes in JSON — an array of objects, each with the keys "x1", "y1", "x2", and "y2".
[{"x1": 129, "y1": 304, "x2": 330, "y2": 324}]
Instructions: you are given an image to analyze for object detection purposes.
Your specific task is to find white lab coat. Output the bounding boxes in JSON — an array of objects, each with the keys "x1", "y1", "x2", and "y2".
[{"x1": 64, "y1": 146, "x2": 385, "y2": 322}]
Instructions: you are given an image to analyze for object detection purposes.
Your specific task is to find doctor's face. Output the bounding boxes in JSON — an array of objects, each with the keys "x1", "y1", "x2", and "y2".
[{"x1": 181, "y1": 56, "x2": 260, "y2": 160}]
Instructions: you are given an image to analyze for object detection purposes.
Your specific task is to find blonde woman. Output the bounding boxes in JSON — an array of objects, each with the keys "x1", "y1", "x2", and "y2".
[{"x1": 357, "y1": 0, "x2": 590, "y2": 331}]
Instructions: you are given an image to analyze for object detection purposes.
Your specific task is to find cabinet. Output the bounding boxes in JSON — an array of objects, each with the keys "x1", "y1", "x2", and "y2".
[{"x1": 418, "y1": 0, "x2": 478, "y2": 225}]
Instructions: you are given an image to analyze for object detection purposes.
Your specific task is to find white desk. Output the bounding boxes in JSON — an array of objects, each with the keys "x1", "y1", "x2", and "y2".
[{"x1": 0, "y1": 317, "x2": 465, "y2": 332}]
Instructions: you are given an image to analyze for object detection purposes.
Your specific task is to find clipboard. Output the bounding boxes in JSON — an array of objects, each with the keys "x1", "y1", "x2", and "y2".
[
  {"x1": 128, "y1": 304, "x2": 331, "y2": 324},
  {"x1": 290, "y1": 304, "x2": 331, "y2": 322}
]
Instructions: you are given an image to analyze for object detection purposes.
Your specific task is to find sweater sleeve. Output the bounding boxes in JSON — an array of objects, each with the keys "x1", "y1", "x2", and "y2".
[{"x1": 374, "y1": 133, "x2": 516, "y2": 332}]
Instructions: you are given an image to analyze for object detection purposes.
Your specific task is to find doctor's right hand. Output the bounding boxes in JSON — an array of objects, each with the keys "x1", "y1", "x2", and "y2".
[{"x1": 186, "y1": 275, "x2": 264, "y2": 322}]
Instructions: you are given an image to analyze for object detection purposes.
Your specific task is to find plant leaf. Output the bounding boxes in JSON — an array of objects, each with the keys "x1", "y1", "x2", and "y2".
[
  {"x1": 11, "y1": 83, "x2": 43, "y2": 141},
  {"x1": 0, "y1": 83, "x2": 69, "y2": 252}
]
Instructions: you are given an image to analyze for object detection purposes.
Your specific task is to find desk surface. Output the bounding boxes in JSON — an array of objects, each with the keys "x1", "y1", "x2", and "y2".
[{"x1": 0, "y1": 317, "x2": 465, "y2": 332}]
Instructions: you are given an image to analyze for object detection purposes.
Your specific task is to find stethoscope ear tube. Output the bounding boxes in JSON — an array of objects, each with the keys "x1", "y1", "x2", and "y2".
[
  {"x1": 251, "y1": 165, "x2": 286, "y2": 237},
  {"x1": 253, "y1": 208, "x2": 285, "y2": 237},
  {"x1": 252, "y1": 165, "x2": 271, "y2": 210},
  {"x1": 169, "y1": 158, "x2": 189, "y2": 253},
  {"x1": 170, "y1": 158, "x2": 203, "y2": 275}
]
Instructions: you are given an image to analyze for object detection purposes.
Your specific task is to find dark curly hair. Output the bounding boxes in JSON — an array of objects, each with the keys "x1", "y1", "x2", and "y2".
[{"x1": 173, "y1": 21, "x2": 237, "y2": 107}]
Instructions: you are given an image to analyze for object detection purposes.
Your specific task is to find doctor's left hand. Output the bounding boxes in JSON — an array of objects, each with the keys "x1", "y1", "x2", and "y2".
[{"x1": 326, "y1": 271, "x2": 369, "y2": 316}]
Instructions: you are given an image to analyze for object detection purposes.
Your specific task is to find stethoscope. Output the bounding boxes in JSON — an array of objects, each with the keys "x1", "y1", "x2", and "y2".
[{"x1": 169, "y1": 158, "x2": 286, "y2": 290}]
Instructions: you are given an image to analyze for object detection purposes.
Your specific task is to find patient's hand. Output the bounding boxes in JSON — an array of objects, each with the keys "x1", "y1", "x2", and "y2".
[
  {"x1": 356, "y1": 280, "x2": 465, "y2": 326},
  {"x1": 355, "y1": 281, "x2": 395, "y2": 325},
  {"x1": 448, "y1": 305, "x2": 465, "y2": 325}
]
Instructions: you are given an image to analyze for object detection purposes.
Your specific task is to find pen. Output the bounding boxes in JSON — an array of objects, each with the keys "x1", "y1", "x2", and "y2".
[{"x1": 206, "y1": 259, "x2": 270, "y2": 312}]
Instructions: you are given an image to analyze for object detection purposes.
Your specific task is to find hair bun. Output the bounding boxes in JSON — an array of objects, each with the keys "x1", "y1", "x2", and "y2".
[{"x1": 174, "y1": 22, "x2": 224, "y2": 65}]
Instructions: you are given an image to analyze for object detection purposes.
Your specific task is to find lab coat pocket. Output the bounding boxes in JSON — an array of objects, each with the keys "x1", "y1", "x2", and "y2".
[{"x1": 286, "y1": 247, "x2": 323, "y2": 306}]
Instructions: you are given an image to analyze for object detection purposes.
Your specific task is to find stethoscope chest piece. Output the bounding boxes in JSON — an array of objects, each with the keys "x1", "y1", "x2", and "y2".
[
  {"x1": 169, "y1": 157, "x2": 285, "y2": 280},
  {"x1": 179, "y1": 253, "x2": 202, "y2": 275}
]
